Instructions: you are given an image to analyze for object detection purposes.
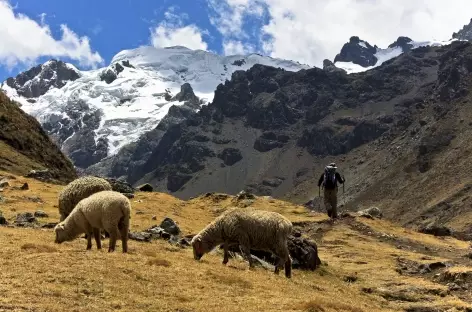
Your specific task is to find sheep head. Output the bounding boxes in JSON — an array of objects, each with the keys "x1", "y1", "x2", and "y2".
[
  {"x1": 191, "y1": 236, "x2": 210, "y2": 260},
  {"x1": 54, "y1": 223, "x2": 67, "y2": 244}
]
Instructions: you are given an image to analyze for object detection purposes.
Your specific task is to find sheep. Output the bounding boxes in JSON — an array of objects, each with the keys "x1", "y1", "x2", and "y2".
[
  {"x1": 58, "y1": 176, "x2": 113, "y2": 222},
  {"x1": 191, "y1": 207, "x2": 293, "y2": 278},
  {"x1": 54, "y1": 190, "x2": 131, "y2": 253}
]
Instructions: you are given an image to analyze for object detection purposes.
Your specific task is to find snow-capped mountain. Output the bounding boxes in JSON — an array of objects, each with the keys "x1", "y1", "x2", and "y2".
[
  {"x1": 1, "y1": 46, "x2": 310, "y2": 169},
  {"x1": 332, "y1": 36, "x2": 456, "y2": 74}
]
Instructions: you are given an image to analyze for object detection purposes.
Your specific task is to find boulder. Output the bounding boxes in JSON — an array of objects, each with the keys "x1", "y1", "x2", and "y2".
[
  {"x1": 104, "y1": 178, "x2": 135, "y2": 194},
  {"x1": 357, "y1": 207, "x2": 383, "y2": 219},
  {"x1": 159, "y1": 217, "x2": 181, "y2": 236},
  {"x1": 137, "y1": 183, "x2": 153, "y2": 192},
  {"x1": 418, "y1": 223, "x2": 452, "y2": 237},
  {"x1": 0, "y1": 210, "x2": 7, "y2": 225},
  {"x1": 217, "y1": 148, "x2": 243, "y2": 166},
  {"x1": 0, "y1": 180, "x2": 9, "y2": 188},
  {"x1": 34, "y1": 210, "x2": 49, "y2": 218},
  {"x1": 26, "y1": 169, "x2": 55, "y2": 183},
  {"x1": 15, "y1": 212, "x2": 36, "y2": 227}
]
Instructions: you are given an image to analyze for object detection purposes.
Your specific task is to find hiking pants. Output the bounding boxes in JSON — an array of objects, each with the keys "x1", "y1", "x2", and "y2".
[{"x1": 324, "y1": 187, "x2": 338, "y2": 218}]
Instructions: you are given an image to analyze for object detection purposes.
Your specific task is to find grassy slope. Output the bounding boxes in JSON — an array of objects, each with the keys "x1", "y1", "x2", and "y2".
[
  {"x1": 0, "y1": 91, "x2": 77, "y2": 183},
  {"x1": 0, "y1": 172, "x2": 472, "y2": 312}
]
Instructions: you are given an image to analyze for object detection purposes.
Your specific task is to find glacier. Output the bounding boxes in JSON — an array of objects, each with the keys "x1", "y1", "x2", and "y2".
[{"x1": 1, "y1": 45, "x2": 310, "y2": 165}]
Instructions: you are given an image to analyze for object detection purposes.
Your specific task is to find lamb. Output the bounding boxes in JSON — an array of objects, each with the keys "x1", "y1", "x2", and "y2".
[
  {"x1": 54, "y1": 190, "x2": 131, "y2": 253},
  {"x1": 58, "y1": 176, "x2": 113, "y2": 221},
  {"x1": 191, "y1": 207, "x2": 293, "y2": 278}
]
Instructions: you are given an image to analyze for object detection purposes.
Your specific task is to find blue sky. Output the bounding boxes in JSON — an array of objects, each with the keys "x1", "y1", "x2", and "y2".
[{"x1": 1, "y1": 0, "x2": 471, "y2": 82}]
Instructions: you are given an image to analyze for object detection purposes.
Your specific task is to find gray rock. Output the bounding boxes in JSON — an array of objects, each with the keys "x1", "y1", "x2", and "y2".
[
  {"x1": 34, "y1": 210, "x2": 49, "y2": 218},
  {"x1": 0, "y1": 180, "x2": 9, "y2": 188},
  {"x1": 136, "y1": 183, "x2": 153, "y2": 192},
  {"x1": 14, "y1": 212, "x2": 36, "y2": 226},
  {"x1": 357, "y1": 207, "x2": 383, "y2": 219},
  {"x1": 0, "y1": 210, "x2": 7, "y2": 225},
  {"x1": 418, "y1": 223, "x2": 452, "y2": 237},
  {"x1": 159, "y1": 217, "x2": 181, "y2": 236},
  {"x1": 26, "y1": 169, "x2": 55, "y2": 183}
]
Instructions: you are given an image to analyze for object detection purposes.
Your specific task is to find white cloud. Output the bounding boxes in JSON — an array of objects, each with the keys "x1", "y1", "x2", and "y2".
[
  {"x1": 208, "y1": 0, "x2": 472, "y2": 67},
  {"x1": 0, "y1": 1, "x2": 103, "y2": 69},
  {"x1": 223, "y1": 40, "x2": 255, "y2": 55},
  {"x1": 207, "y1": 0, "x2": 265, "y2": 39},
  {"x1": 150, "y1": 8, "x2": 208, "y2": 50}
]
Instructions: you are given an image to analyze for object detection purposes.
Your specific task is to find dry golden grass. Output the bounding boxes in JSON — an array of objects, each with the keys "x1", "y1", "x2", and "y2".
[{"x1": 0, "y1": 173, "x2": 472, "y2": 312}]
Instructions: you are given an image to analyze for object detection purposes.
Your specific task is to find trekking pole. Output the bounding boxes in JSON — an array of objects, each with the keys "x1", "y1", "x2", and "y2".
[
  {"x1": 342, "y1": 175, "x2": 345, "y2": 206},
  {"x1": 318, "y1": 186, "x2": 321, "y2": 211}
]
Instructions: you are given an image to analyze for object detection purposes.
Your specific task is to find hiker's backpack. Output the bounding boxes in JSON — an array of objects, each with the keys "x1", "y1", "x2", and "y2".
[{"x1": 323, "y1": 166, "x2": 337, "y2": 189}]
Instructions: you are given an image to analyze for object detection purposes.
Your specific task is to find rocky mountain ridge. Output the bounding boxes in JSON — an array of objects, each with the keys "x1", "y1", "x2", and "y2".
[{"x1": 1, "y1": 46, "x2": 310, "y2": 169}]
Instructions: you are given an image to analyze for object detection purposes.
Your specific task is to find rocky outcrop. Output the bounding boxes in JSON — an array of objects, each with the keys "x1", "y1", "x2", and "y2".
[
  {"x1": 452, "y1": 18, "x2": 472, "y2": 41},
  {"x1": 5, "y1": 60, "x2": 80, "y2": 98},
  {"x1": 334, "y1": 36, "x2": 378, "y2": 67},
  {"x1": 388, "y1": 36, "x2": 414, "y2": 52}
]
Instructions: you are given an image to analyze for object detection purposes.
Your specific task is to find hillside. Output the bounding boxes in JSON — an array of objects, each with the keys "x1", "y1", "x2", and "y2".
[
  {"x1": 0, "y1": 172, "x2": 472, "y2": 311},
  {"x1": 0, "y1": 91, "x2": 77, "y2": 183},
  {"x1": 1, "y1": 46, "x2": 309, "y2": 169},
  {"x1": 108, "y1": 41, "x2": 472, "y2": 238}
]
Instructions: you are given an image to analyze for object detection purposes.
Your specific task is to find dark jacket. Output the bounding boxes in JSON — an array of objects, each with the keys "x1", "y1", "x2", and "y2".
[{"x1": 318, "y1": 172, "x2": 344, "y2": 189}]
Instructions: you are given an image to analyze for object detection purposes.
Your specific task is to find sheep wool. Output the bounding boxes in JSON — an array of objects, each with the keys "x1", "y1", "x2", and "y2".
[
  {"x1": 191, "y1": 207, "x2": 293, "y2": 278},
  {"x1": 58, "y1": 176, "x2": 113, "y2": 221},
  {"x1": 54, "y1": 190, "x2": 131, "y2": 253}
]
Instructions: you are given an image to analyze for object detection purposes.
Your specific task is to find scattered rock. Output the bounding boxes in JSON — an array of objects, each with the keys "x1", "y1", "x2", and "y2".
[
  {"x1": 357, "y1": 207, "x2": 383, "y2": 219},
  {"x1": 135, "y1": 210, "x2": 144, "y2": 215},
  {"x1": 418, "y1": 223, "x2": 452, "y2": 237},
  {"x1": 0, "y1": 180, "x2": 9, "y2": 188},
  {"x1": 152, "y1": 215, "x2": 157, "y2": 220},
  {"x1": 128, "y1": 232, "x2": 152, "y2": 242},
  {"x1": 217, "y1": 148, "x2": 243, "y2": 166},
  {"x1": 344, "y1": 274, "x2": 358, "y2": 283},
  {"x1": 0, "y1": 210, "x2": 7, "y2": 225},
  {"x1": 103, "y1": 178, "x2": 135, "y2": 194},
  {"x1": 136, "y1": 183, "x2": 153, "y2": 192},
  {"x1": 159, "y1": 217, "x2": 180, "y2": 236},
  {"x1": 34, "y1": 210, "x2": 49, "y2": 218},
  {"x1": 25, "y1": 169, "x2": 55, "y2": 183},
  {"x1": 20, "y1": 183, "x2": 29, "y2": 190},
  {"x1": 418, "y1": 262, "x2": 448, "y2": 274},
  {"x1": 123, "y1": 193, "x2": 135, "y2": 199},
  {"x1": 288, "y1": 236, "x2": 322, "y2": 270},
  {"x1": 234, "y1": 190, "x2": 256, "y2": 201},
  {"x1": 14, "y1": 212, "x2": 36, "y2": 226}
]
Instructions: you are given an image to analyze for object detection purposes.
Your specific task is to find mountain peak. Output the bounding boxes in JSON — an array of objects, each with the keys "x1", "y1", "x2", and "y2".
[
  {"x1": 334, "y1": 36, "x2": 378, "y2": 67},
  {"x1": 3, "y1": 59, "x2": 81, "y2": 99},
  {"x1": 452, "y1": 18, "x2": 472, "y2": 41}
]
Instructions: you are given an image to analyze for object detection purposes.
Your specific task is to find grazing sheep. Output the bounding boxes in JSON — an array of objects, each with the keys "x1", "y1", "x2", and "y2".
[
  {"x1": 191, "y1": 207, "x2": 293, "y2": 278},
  {"x1": 58, "y1": 176, "x2": 113, "y2": 221},
  {"x1": 54, "y1": 190, "x2": 131, "y2": 253}
]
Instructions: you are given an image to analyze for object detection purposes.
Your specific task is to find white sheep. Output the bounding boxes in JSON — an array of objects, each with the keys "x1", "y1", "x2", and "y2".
[
  {"x1": 191, "y1": 207, "x2": 293, "y2": 278},
  {"x1": 58, "y1": 176, "x2": 113, "y2": 221},
  {"x1": 54, "y1": 190, "x2": 131, "y2": 253}
]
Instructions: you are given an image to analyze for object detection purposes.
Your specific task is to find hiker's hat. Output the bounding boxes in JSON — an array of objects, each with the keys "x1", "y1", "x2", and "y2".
[{"x1": 328, "y1": 162, "x2": 337, "y2": 168}]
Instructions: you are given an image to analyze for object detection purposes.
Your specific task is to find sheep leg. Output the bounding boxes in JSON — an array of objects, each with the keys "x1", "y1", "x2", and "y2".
[
  {"x1": 93, "y1": 228, "x2": 102, "y2": 250},
  {"x1": 274, "y1": 244, "x2": 292, "y2": 278},
  {"x1": 108, "y1": 227, "x2": 118, "y2": 252},
  {"x1": 119, "y1": 224, "x2": 128, "y2": 253},
  {"x1": 86, "y1": 232, "x2": 93, "y2": 250},
  {"x1": 222, "y1": 242, "x2": 229, "y2": 265},
  {"x1": 239, "y1": 245, "x2": 254, "y2": 268}
]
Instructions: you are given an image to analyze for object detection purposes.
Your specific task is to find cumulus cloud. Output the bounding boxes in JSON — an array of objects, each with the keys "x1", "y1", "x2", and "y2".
[
  {"x1": 0, "y1": 1, "x2": 103, "y2": 69},
  {"x1": 208, "y1": 0, "x2": 472, "y2": 67},
  {"x1": 150, "y1": 8, "x2": 209, "y2": 50},
  {"x1": 223, "y1": 40, "x2": 255, "y2": 55}
]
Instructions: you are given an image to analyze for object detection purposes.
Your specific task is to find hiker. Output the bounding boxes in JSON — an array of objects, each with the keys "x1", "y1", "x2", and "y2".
[{"x1": 317, "y1": 163, "x2": 345, "y2": 218}]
